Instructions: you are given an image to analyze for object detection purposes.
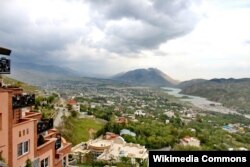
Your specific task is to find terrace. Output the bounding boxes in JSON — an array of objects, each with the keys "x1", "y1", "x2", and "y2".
[
  {"x1": 36, "y1": 138, "x2": 56, "y2": 156},
  {"x1": 37, "y1": 118, "x2": 54, "y2": 134},
  {"x1": 12, "y1": 93, "x2": 35, "y2": 109}
]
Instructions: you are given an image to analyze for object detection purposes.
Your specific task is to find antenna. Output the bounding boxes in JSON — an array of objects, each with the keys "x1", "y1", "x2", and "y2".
[{"x1": 0, "y1": 47, "x2": 11, "y2": 87}]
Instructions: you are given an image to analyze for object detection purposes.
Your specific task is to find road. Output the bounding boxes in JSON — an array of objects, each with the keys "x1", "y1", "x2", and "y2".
[{"x1": 54, "y1": 98, "x2": 70, "y2": 127}]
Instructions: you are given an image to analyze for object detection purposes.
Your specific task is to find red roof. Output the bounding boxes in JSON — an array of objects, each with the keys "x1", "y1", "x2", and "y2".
[{"x1": 67, "y1": 99, "x2": 77, "y2": 105}]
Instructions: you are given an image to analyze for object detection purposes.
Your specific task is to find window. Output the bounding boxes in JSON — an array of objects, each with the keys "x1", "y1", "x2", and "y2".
[
  {"x1": 19, "y1": 131, "x2": 21, "y2": 137},
  {"x1": 23, "y1": 129, "x2": 25, "y2": 136},
  {"x1": 26, "y1": 128, "x2": 29, "y2": 134},
  {"x1": 17, "y1": 140, "x2": 29, "y2": 157},
  {"x1": 62, "y1": 156, "x2": 67, "y2": 167},
  {"x1": 41, "y1": 157, "x2": 49, "y2": 167},
  {"x1": 24, "y1": 141, "x2": 29, "y2": 153}
]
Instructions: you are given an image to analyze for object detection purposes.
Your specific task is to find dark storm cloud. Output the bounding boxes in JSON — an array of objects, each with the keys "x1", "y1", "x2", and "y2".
[
  {"x1": 0, "y1": 0, "x2": 201, "y2": 67},
  {"x1": 86, "y1": 0, "x2": 201, "y2": 53},
  {"x1": 0, "y1": 0, "x2": 86, "y2": 64}
]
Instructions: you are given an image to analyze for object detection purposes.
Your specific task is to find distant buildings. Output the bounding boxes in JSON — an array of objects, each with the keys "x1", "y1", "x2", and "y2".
[
  {"x1": 164, "y1": 111, "x2": 175, "y2": 118},
  {"x1": 134, "y1": 110, "x2": 146, "y2": 116},
  {"x1": 115, "y1": 117, "x2": 128, "y2": 125},
  {"x1": 222, "y1": 125, "x2": 237, "y2": 133},
  {"x1": 67, "y1": 99, "x2": 80, "y2": 112},
  {"x1": 222, "y1": 124, "x2": 244, "y2": 133},
  {"x1": 180, "y1": 136, "x2": 200, "y2": 147}
]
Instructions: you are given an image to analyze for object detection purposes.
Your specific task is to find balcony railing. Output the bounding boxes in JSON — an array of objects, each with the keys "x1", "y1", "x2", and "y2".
[
  {"x1": 55, "y1": 133, "x2": 62, "y2": 150},
  {"x1": 37, "y1": 118, "x2": 54, "y2": 134},
  {"x1": 37, "y1": 137, "x2": 56, "y2": 156},
  {"x1": 0, "y1": 57, "x2": 10, "y2": 74},
  {"x1": 12, "y1": 94, "x2": 35, "y2": 109},
  {"x1": 38, "y1": 133, "x2": 62, "y2": 150}
]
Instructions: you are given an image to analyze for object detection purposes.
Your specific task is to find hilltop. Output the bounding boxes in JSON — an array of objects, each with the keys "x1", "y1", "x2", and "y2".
[{"x1": 112, "y1": 68, "x2": 179, "y2": 87}]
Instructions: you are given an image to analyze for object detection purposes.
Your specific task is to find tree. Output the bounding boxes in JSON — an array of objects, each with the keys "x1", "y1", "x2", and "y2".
[
  {"x1": 85, "y1": 153, "x2": 95, "y2": 166},
  {"x1": 13, "y1": 81, "x2": 22, "y2": 88},
  {"x1": 71, "y1": 110, "x2": 78, "y2": 118},
  {"x1": 47, "y1": 96, "x2": 55, "y2": 104},
  {"x1": 173, "y1": 144, "x2": 201, "y2": 151},
  {"x1": 120, "y1": 157, "x2": 130, "y2": 166},
  {"x1": 25, "y1": 159, "x2": 32, "y2": 167}
]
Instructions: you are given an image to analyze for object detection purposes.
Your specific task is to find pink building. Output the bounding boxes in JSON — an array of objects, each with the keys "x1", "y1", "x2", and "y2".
[{"x1": 0, "y1": 87, "x2": 71, "y2": 167}]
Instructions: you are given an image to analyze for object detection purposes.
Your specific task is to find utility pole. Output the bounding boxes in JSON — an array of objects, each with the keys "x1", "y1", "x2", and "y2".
[{"x1": 0, "y1": 47, "x2": 11, "y2": 87}]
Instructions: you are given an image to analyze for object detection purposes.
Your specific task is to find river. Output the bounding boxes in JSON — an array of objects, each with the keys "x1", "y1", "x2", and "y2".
[{"x1": 162, "y1": 87, "x2": 250, "y2": 119}]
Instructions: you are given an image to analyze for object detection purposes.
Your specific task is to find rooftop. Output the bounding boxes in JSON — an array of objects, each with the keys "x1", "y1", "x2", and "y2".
[{"x1": 67, "y1": 99, "x2": 77, "y2": 105}]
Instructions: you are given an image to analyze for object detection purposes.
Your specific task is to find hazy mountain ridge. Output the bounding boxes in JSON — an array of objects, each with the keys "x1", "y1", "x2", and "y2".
[
  {"x1": 180, "y1": 78, "x2": 250, "y2": 114},
  {"x1": 13, "y1": 62, "x2": 79, "y2": 76},
  {"x1": 10, "y1": 62, "x2": 80, "y2": 85},
  {"x1": 112, "y1": 68, "x2": 179, "y2": 87},
  {"x1": 177, "y1": 79, "x2": 207, "y2": 88}
]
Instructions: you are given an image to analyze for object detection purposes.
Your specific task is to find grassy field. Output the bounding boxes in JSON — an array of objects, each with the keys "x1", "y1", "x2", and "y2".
[{"x1": 58, "y1": 116, "x2": 105, "y2": 145}]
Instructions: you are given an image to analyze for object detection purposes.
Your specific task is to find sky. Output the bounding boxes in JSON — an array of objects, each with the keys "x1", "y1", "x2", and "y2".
[{"x1": 1, "y1": 0, "x2": 250, "y2": 81}]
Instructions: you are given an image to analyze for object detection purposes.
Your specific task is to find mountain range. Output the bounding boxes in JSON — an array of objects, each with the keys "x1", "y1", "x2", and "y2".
[
  {"x1": 6, "y1": 62, "x2": 250, "y2": 114},
  {"x1": 11, "y1": 63, "x2": 180, "y2": 87},
  {"x1": 10, "y1": 62, "x2": 80, "y2": 85}
]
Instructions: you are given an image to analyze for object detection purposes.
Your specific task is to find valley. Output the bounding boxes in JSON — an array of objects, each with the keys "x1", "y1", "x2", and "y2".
[
  {"x1": 2, "y1": 73, "x2": 250, "y2": 166},
  {"x1": 38, "y1": 77, "x2": 250, "y2": 151}
]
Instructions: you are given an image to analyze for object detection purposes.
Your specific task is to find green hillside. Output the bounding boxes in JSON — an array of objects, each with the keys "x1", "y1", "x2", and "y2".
[
  {"x1": 1, "y1": 75, "x2": 39, "y2": 93},
  {"x1": 181, "y1": 78, "x2": 250, "y2": 114}
]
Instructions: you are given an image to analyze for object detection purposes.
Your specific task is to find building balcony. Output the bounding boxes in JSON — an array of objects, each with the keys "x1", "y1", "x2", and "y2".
[
  {"x1": 38, "y1": 132, "x2": 63, "y2": 151},
  {"x1": 37, "y1": 118, "x2": 54, "y2": 134},
  {"x1": 44, "y1": 129, "x2": 58, "y2": 139},
  {"x1": 13, "y1": 118, "x2": 34, "y2": 126},
  {"x1": 12, "y1": 93, "x2": 35, "y2": 109},
  {"x1": 55, "y1": 134, "x2": 62, "y2": 150},
  {"x1": 25, "y1": 111, "x2": 42, "y2": 120},
  {"x1": 57, "y1": 142, "x2": 71, "y2": 156},
  {"x1": 55, "y1": 141, "x2": 72, "y2": 165},
  {"x1": 37, "y1": 138, "x2": 56, "y2": 156}
]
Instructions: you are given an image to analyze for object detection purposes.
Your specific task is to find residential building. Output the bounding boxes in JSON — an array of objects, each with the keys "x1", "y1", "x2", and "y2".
[
  {"x1": 180, "y1": 136, "x2": 200, "y2": 147},
  {"x1": 115, "y1": 117, "x2": 128, "y2": 125},
  {"x1": 0, "y1": 87, "x2": 71, "y2": 167},
  {"x1": 164, "y1": 111, "x2": 175, "y2": 118},
  {"x1": 134, "y1": 110, "x2": 146, "y2": 116},
  {"x1": 71, "y1": 133, "x2": 148, "y2": 164},
  {"x1": 222, "y1": 124, "x2": 238, "y2": 133},
  {"x1": 67, "y1": 99, "x2": 80, "y2": 112}
]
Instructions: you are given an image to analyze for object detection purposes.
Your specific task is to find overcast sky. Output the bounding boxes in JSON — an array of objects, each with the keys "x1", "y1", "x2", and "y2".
[{"x1": 1, "y1": 0, "x2": 250, "y2": 80}]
